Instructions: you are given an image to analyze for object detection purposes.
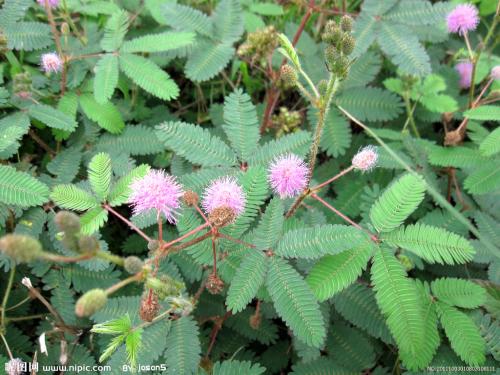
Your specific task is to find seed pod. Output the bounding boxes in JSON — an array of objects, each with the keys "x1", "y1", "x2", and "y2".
[
  {"x1": 206, "y1": 273, "x2": 224, "y2": 295},
  {"x1": 54, "y1": 211, "x2": 81, "y2": 235},
  {"x1": 322, "y1": 23, "x2": 342, "y2": 45},
  {"x1": 341, "y1": 34, "x2": 356, "y2": 56},
  {"x1": 182, "y1": 190, "x2": 199, "y2": 206},
  {"x1": 139, "y1": 292, "x2": 160, "y2": 322},
  {"x1": 146, "y1": 275, "x2": 184, "y2": 300},
  {"x1": 0, "y1": 234, "x2": 44, "y2": 263},
  {"x1": 147, "y1": 240, "x2": 160, "y2": 252},
  {"x1": 77, "y1": 236, "x2": 100, "y2": 254},
  {"x1": 340, "y1": 15, "x2": 354, "y2": 32},
  {"x1": 75, "y1": 289, "x2": 107, "y2": 317},
  {"x1": 317, "y1": 79, "x2": 328, "y2": 96},
  {"x1": 208, "y1": 206, "x2": 236, "y2": 228},
  {"x1": 124, "y1": 256, "x2": 144, "y2": 274},
  {"x1": 324, "y1": 45, "x2": 340, "y2": 71}
]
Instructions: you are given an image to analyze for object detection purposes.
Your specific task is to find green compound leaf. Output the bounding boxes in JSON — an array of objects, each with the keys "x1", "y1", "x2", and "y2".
[
  {"x1": 28, "y1": 104, "x2": 78, "y2": 132},
  {"x1": 119, "y1": 53, "x2": 179, "y2": 100},
  {"x1": 109, "y1": 164, "x2": 150, "y2": 207},
  {"x1": 88, "y1": 152, "x2": 112, "y2": 201},
  {"x1": 382, "y1": 224, "x2": 475, "y2": 265},
  {"x1": 51, "y1": 185, "x2": 99, "y2": 211},
  {"x1": 164, "y1": 316, "x2": 201, "y2": 375},
  {"x1": 266, "y1": 257, "x2": 326, "y2": 348},
  {"x1": 155, "y1": 121, "x2": 237, "y2": 167},
  {"x1": 371, "y1": 247, "x2": 425, "y2": 357},
  {"x1": 185, "y1": 40, "x2": 234, "y2": 82},
  {"x1": 431, "y1": 278, "x2": 486, "y2": 309},
  {"x1": 226, "y1": 250, "x2": 268, "y2": 313},
  {"x1": 121, "y1": 31, "x2": 195, "y2": 53},
  {"x1": 370, "y1": 173, "x2": 426, "y2": 233},
  {"x1": 0, "y1": 165, "x2": 49, "y2": 207},
  {"x1": 94, "y1": 54, "x2": 119, "y2": 104},
  {"x1": 79, "y1": 93, "x2": 125, "y2": 134},
  {"x1": 101, "y1": 9, "x2": 129, "y2": 52}
]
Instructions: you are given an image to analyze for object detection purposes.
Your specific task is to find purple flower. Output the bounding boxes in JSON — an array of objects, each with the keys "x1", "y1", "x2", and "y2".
[
  {"x1": 268, "y1": 153, "x2": 309, "y2": 198},
  {"x1": 352, "y1": 146, "x2": 378, "y2": 172},
  {"x1": 491, "y1": 66, "x2": 500, "y2": 80},
  {"x1": 455, "y1": 61, "x2": 474, "y2": 88},
  {"x1": 40, "y1": 52, "x2": 62, "y2": 73},
  {"x1": 37, "y1": 0, "x2": 59, "y2": 8},
  {"x1": 446, "y1": 4, "x2": 479, "y2": 35},
  {"x1": 129, "y1": 169, "x2": 183, "y2": 224},
  {"x1": 202, "y1": 177, "x2": 245, "y2": 217}
]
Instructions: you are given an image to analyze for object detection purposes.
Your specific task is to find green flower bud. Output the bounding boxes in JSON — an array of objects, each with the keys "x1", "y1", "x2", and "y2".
[
  {"x1": 0, "y1": 234, "x2": 44, "y2": 263},
  {"x1": 324, "y1": 45, "x2": 340, "y2": 70},
  {"x1": 317, "y1": 80, "x2": 328, "y2": 96},
  {"x1": 341, "y1": 34, "x2": 356, "y2": 56},
  {"x1": 340, "y1": 15, "x2": 354, "y2": 32},
  {"x1": 124, "y1": 256, "x2": 144, "y2": 274},
  {"x1": 75, "y1": 289, "x2": 107, "y2": 317},
  {"x1": 146, "y1": 275, "x2": 184, "y2": 300},
  {"x1": 54, "y1": 211, "x2": 81, "y2": 235},
  {"x1": 60, "y1": 22, "x2": 70, "y2": 36},
  {"x1": 280, "y1": 64, "x2": 298, "y2": 89},
  {"x1": 147, "y1": 240, "x2": 160, "y2": 252},
  {"x1": 322, "y1": 24, "x2": 342, "y2": 45},
  {"x1": 334, "y1": 55, "x2": 351, "y2": 78},
  {"x1": 77, "y1": 236, "x2": 100, "y2": 254}
]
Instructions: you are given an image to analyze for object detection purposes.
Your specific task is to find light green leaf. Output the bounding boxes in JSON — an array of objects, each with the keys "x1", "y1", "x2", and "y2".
[
  {"x1": 94, "y1": 54, "x2": 119, "y2": 104},
  {"x1": 0, "y1": 165, "x2": 49, "y2": 207},
  {"x1": 79, "y1": 93, "x2": 125, "y2": 134},
  {"x1": 28, "y1": 104, "x2": 77, "y2": 132}
]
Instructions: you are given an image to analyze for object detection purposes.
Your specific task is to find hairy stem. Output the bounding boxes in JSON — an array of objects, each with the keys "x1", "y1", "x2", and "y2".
[
  {"x1": 104, "y1": 204, "x2": 152, "y2": 242},
  {"x1": 105, "y1": 273, "x2": 143, "y2": 295},
  {"x1": 1, "y1": 265, "x2": 16, "y2": 330}
]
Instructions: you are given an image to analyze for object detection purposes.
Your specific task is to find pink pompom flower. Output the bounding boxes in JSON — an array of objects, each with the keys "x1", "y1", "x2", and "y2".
[
  {"x1": 491, "y1": 66, "x2": 500, "y2": 80},
  {"x1": 455, "y1": 61, "x2": 474, "y2": 88},
  {"x1": 129, "y1": 169, "x2": 183, "y2": 224},
  {"x1": 37, "y1": 0, "x2": 59, "y2": 8},
  {"x1": 352, "y1": 146, "x2": 378, "y2": 172},
  {"x1": 202, "y1": 177, "x2": 245, "y2": 217},
  {"x1": 268, "y1": 153, "x2": 309, "y2": 198},
  {"x1": 446, "y1": 4, "x2": 479, "y2": 35},
  {"x1": 40, "y1": 52, "x2": 63, "y2": 73}
]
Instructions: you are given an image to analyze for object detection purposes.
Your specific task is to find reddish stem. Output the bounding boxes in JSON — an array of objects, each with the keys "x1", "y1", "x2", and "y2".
[
  {"x1": 159, "y1": 222, "x2": 210, "y2": 253},
  {"x1": 311, "y1": 193, "x2": 378, "y2": 242},
  {"x1": 103, "y1": 204, "x2": 152, "y2": 242},
  {"x1": 311, "y1": 165, "x2": 354, "y2": 191}
]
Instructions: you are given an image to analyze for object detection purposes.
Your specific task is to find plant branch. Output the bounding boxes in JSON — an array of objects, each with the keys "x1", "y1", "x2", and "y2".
[{"x1": 103, "y1": 204, "x2": 152, "y2": 242}]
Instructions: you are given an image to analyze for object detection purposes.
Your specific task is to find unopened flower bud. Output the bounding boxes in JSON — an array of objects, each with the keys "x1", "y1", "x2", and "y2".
[
  {"x1": 77, "y1": 236, "x2": 99, "y2": 254},
  {"x1": 124, "y1": 256, "x2": 144, "y2": 274},
  {"x1": 60, "y1": 22, "x2": 70, "y2": 36},
  {"x1": 167, "y1": 296, "x2": 193, "y2": 316},
  {"x1": 341, "y1": 34, "x2": 356, "y2": 56},
  {"x1": 0, "y1": 234, "x2": 44, "y2": 263},
  {"x1": 280, "y1": 64, "x2": 298, "y2": 89},
  {"x1": 5, "y1": 358, "x2": 24, "y2": 375},
  {"x1": 139, "y1": 292, "x2": 160, "y2": 322},
  {"x1": 324, "y1": 45, "x2": 340, "y2": 71},
  {"x1": 340, "y1": 15, "x2": 354, "y2": 32},
  {"x1": 322, "y1": 23, "x2": 342, "y2": 45},
  {"x1": 206, "y1": 273, "x2": 224, "y2": 295},
  {"x1": 208, "y1": 206, "x2": 236, "y2": 228},
  {"x1": 335, "y1": 55, "x2": 350, "y2": 78},
  {"x1": 182, "y1": 190, "x2": 199, "y2": 206},
  {"x1": 75, "y1": 289, "x2": 107, "y2": 317},
  {"x1": 491, "y1": 66, "x2": 500, "y2": 80},
  {"x1": 54, "y1": 211, "x2": 81, "y2": 235}
]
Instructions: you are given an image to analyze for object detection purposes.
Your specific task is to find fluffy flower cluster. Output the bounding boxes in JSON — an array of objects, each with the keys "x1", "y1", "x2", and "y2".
[
  {"x1": 268, "y1": 153, "x2": 309, "y2": 198},
  {"x1": 37, "y1": 0, "x2": 59, "y2": 8},
  {"x1": 446, "y1": 4, "x2": 479, "y2": 35},
  {"x1": 129, "y1": 169, "x2": 183, "y2": 224},
  {"x1": 40, "y1": 53, "x2": 63, "y2": 73},
  {"x1": 352, "y1": 146, "x2": 378, "y2": 172},
  {"x1": 202, "y1": 177, "x2": 246, "y2": 217},
  {"x1": 455, "y1": 61, "x2": 474, "y2": 88}
]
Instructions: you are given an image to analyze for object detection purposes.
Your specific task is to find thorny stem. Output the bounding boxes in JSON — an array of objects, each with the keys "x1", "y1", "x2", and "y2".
[
  {"x1": 338, "y1": 105, "x2": 499, "y2": 258},
  {"x1": 311, "y1": 193, "x2": 378, "y2": 242},
  {"x1": 103, "y1": 204, "x2": 152, "y2": 242}
]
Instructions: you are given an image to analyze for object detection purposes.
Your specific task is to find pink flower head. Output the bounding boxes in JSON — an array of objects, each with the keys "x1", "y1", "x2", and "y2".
[
  {"x1": 455, "y1": 61, "x2": 474, "y2": 88},
  {"x1": 202, "y1": 177, "x2": 245, "y2": 217},
  {"x1": 491, "y1": 66, "x2": 500, "y2": 80},
  {"x1": 129, "y1": 169, "x2": 183, "y2": 224},
  {"x1": 268, "y1": 153, "x2": 309, "y2": 198},
  {"x1": 352, "y1": 145, "x2": 378, "y2": 172},
  {"x1": 37, "y1": 0, "x2": 59, "y2": 8},
  {"x1": 40, "y1": 52, "x2": 62, "y2": 73},
  {"x1": 446, "y1": 4, "x2": 479, "y2": 35}
]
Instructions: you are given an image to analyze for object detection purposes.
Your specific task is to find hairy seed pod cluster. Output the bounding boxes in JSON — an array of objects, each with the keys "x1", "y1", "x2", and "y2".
[
  {"x1": 75, "y1": 289, "x2": 107, "y2": 317},
  {"x1": 322, "y1": 16, "x2": 355, "y2": 78},
  {"x1": 0, "y1": 234, "x2": 44, "y2": 263}
]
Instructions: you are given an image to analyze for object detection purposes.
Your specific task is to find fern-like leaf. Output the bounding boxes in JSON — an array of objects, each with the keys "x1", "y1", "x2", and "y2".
[
  {"x1": 226, "y1": 250, "x2": 268, "y2": 313},
  {"x1": 306, "y1": 240, "x2": 373, "y2": 301},
  {"x1": 80, "y1": 207, "x2": 108, "y2": 235},
  {"x1": 164, "y1": 316, "x2": 201, "y2": 375},
  {"x1": 0, "y1": 112, "x2": 30, "y2": 153},
  {"x1": 479, "y1": 127, "x2": 500, "y2": 157},
  {"x1": 79, "y1": 94, "x2": 124, "y2": 134},
  {"x1": 51, "y1": 185, "x2": 99, "y2": 211},
  {"x1": 464, "y1": 105, "x2": 500, "y2": 121},
  {"x1": 266, "y1": 257, "x2": 326, "y2": 347},
  {"x1": 155, "y1": 121, "x2": 237, "y2": 167},
  {"x1": 275, "y1": 224, "x2": 367, "y2": 259},
  {"x1": 4, "y1": 21, "x2": 51, "y2": 51},
  {"x1": 212, "y1": 0, "x2": 244, "y2": 43},
  {"x1": 119, "y1": 53, "x2": 179, "y2": 100},
  {"x1": 121, "y1": 31, "x2": 195, "y2": 53},
  {"x1": 88, "y1": 152, "x2": 112, "y2": 201},
  {"x1": 431, "y1": 278, "x2": 486, "y2": 309},
  {"x1": 185, "y1": 40, "x2": 234, "y2": 82},
  {"x1": 370, "y1": 173, "x2": 426, "y2": 233},
  {"x1": 248, "y1": 131, "x2": 311, "y2": 166},
  {"x1": 108, "y1": 164, "x2": 150, "y2": 207},
  {"x1": 252, "y1": 197, "x2": 284, "y2": 250},
  {"x1": 211, "y1": 360, "x2": 265, "y2": 375},
  {"x1": 382, "y1": 224, "x2": 475, "y2": 265},
  {"x1": 96, "y1": 126, "x2": 164, "y2": 156},
  {"x1": 162, "y1": 2, "x2": 213, "y2": 36},
  {"x1": 436, "y1": 301, "x2": 486, "y2": 366},
  {"x1": 222, "y1": 89, "x2": 260, "y2": 161},
  {"x1": 28, "y1": 104, "x2": 77, "y2": 132},
  {"x1": 464, "y1": 163, "x2": 500, "y2": 195},
  {"x1": 371, "y1": 247, "x2": 424, "y2": 357},
  {"x1": 94, "y1": 54, "x2": 119, "y2": 104},
  {"x1": 0, "y1": 166, "x2": 49, "y2": 207},
  {"x1": 101, "y1": 10, "x2": 129, "y2": 51}
]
